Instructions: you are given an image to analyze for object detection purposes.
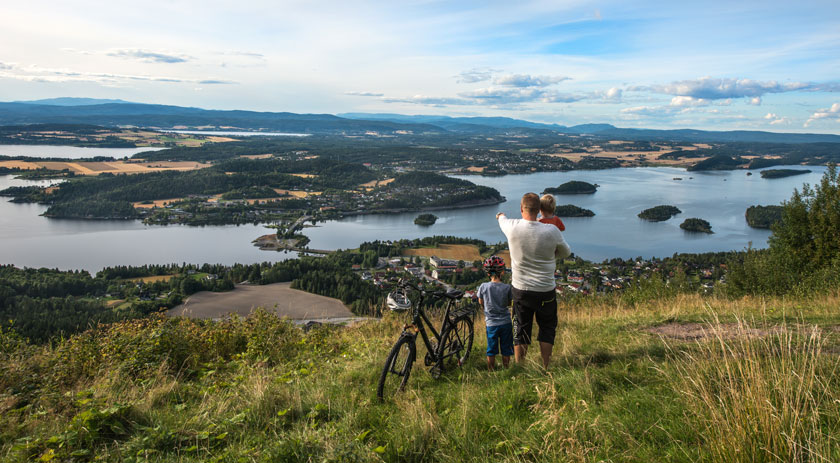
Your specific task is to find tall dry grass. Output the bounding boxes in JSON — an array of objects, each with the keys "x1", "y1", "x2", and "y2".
[{"x1": 669, "y1": 316, "x2": 840, "y2": 462}]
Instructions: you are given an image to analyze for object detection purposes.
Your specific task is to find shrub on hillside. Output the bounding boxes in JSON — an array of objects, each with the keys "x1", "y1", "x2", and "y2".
[{"x1": 727, "y1": 164, "x2": 840, "y2": 296}]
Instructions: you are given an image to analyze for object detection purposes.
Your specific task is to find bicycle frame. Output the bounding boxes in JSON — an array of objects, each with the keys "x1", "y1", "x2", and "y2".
[{"x1": 400, "y1": 283, "x2": 456, "y2": 361}]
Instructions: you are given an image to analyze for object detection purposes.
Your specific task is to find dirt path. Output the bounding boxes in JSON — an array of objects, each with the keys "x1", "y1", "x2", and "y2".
[{"x1": 168, "y1": 282, "x2": 354, "y2": 320}]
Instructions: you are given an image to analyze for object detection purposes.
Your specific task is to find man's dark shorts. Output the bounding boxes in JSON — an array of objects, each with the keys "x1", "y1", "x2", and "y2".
[{"x1": 511, "y1": 287, "x2": 557, "y2": 346}]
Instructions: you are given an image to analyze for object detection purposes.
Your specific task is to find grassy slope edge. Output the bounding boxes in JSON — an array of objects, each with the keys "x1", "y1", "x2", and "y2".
[{"x1": 2, "y1": 292, "x2": 840, "y2": 462}]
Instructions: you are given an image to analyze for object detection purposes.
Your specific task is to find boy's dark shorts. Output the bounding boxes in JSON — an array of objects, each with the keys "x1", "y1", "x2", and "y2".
[
  {"x1": 486, "y1": 323, "x2": 514, "y2": 357},
  {"x1": 511, "y1": 287, "x2": 557, "y2": 346}
]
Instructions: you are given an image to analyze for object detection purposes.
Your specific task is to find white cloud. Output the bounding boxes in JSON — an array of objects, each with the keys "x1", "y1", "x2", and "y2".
[
  {"x1": 382, "y1": 95, "x2": 478, "y2": 106},
  {"x1": 749, "y1": 97, "x2": 762, "y2": 105},
  {"x1": 670, "y1": 96, "x2": 709, "y2": 107},
  {"x1": 764, "y1": 112, "x2": 790, "y2": 125},
  {"x1": 459, "y1": 87, "x2": 584, "y2": 104},
  {"x1": 0, "y1": 63, "x2": 234, "y2": 85},
  {"x1": 493, "y1": 74, "x2": 571, "y2": 88},
  {"x1": 620, "y1": 106, "x2": 674, "y2": 117},
  {"x1": 456, "y1": 68, "x2": 498, "y2": 84},
  {"x1": 345, "y1": 91, "x2": 384, "y2": 97},
  {"x1": 804, "y1": 103, "x2": 840, "y2": 127},
  {"x1": 106, "y1": 49, "x2": 192, "y2": 63},
  {"x1": 642, "y1": 76, "x2": 812, "y2": 100}
]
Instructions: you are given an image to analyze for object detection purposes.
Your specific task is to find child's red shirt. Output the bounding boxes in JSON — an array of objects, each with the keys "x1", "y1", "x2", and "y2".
[{"x1": 539, "y1": 215, "x2": 566, "y2": 231}]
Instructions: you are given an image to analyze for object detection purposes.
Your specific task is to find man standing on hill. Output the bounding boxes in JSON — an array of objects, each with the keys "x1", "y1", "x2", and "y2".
[{"x1": 496, "y1": 193, "x2": 571, "y2": 368}]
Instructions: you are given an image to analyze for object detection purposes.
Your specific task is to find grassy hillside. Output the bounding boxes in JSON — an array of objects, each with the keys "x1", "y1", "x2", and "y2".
[{"x1": 2, "y1": 292, "x2": 840, "y2": 462}]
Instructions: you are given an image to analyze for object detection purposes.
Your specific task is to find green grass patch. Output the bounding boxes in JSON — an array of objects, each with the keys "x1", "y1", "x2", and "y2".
[{"x1": 2, "y1": 294, "x2": 840, "y2": 462}]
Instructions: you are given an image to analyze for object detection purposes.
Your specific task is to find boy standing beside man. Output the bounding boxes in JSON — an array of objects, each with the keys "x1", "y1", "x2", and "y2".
[{"x1": 478, "y1": 255, "x2": 513, "y2": 370}]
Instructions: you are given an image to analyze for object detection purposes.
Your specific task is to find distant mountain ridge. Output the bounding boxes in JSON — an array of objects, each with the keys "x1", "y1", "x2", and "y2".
[
  {"x1": 1, "y1": 99, "x2": 839, "y2": 143},
  {"x1": 15, "y1": 97, "x2": 134, "y2": 106}
]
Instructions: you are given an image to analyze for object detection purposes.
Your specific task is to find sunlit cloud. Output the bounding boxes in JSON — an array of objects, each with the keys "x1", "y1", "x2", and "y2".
[
  {"x1": 637, "y1": 76, "x2": 816, "y2": 100},
  {"x1": 106, "y1": 49, "x2": 192, "y2": 64},
  {"x1": 456, "y1": 68, "x2": 498, "y2": 84},
  {"x1": 493, "y1": 74, "x2": 571, "y2": 87},
  {"x1": 345, "y1": 91, "x2": 384, "y2": 97},
  {"x1": 0, "y1": 63, "x2": 235, "y2": 85},
  {"x1": 804, "y1": 103, "x2": 840, "y2": 127}
]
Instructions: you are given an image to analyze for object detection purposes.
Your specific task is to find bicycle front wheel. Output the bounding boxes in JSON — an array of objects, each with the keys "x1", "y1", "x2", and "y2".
[{"x1": 376, "y1": 334, "x2": 415, "y2": 401}]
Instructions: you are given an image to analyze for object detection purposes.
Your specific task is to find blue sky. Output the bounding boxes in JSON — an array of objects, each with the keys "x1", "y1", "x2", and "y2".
[{"x1": 1, "y1": 0, "x2": 838, "y2": 133}]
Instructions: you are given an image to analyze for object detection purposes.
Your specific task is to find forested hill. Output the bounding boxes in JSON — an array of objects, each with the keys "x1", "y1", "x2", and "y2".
[
  {"x1": 3, "y1": 99, "x2": 840, "y2": 143},
  {"x1": 0, "y1": 102, "x2": 445, "y2": 135}
]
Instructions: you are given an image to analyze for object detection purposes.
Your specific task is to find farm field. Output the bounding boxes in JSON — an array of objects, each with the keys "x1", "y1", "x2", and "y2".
[
  {"x1": 0, "y1": 159, "x2": 209, "y2": 176},
  {"x1": 403, "y1": 243, "x2": 484, "y2": 262},
  {"x1": 124, "y1": 275, "x2": 176, "y2": 284},
  {"x1": 168, "y1": 282, "x2": 353, "y2": 320}
]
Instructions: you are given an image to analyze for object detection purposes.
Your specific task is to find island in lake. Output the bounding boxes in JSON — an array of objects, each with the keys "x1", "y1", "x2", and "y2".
[
  {"x1": 745, "y1": 205, "x2": 783, "y2": 229},
  {"x1": 680, "y1": 218, "x2": 713, "y2": 233},
  {"x1": 414, "y1": 213, "x2": 438, "y2": 226},
  {"x1": 687, "y1": 155, "x2": 742, "y2": 171},
  {"x1": 554, "y1": 204, "x2": 595, "y2": 217},
  {"x1": 543, "y1": 180, "x2": 597, "y2": 194},
  {"x1": 638, "y1": 205, "x2": 681, "y2": 222},
  {"x1": 760, "y1": 169, "x2": 811, "y2": 179}
]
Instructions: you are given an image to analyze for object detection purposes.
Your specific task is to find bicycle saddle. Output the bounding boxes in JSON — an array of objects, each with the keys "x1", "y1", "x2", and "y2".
[{"x1": 443, "y1": 289, "x2": 464, "y2": 299}]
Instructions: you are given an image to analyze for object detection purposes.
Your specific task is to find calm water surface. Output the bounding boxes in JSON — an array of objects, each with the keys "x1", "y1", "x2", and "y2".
[
  {"x1": 0, "y1": 176, "x2": 296, "y2": 273},
  {"x1": 305, "y1": 166, "x2": 828, "y2": 261},
  {"x1": 0, "y1": 145, "x2": 164, "y2": 159},
  {"x1": 0, "y1": 166, "x2": 827, "y2": 272}
]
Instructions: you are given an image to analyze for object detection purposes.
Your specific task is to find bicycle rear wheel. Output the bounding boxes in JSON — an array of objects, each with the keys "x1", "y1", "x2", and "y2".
[
  {"x1": 439, "y1": 316, "x2": 474, "y2": 371},
  {"x1": 376, "y1": 334, "x2": 415, "y2": 401}
]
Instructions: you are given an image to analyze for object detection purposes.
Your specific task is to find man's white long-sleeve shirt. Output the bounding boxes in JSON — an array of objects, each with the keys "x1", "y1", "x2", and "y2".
[{"x1": 498, "y1": 215, "x2": 571, "y2": 292}]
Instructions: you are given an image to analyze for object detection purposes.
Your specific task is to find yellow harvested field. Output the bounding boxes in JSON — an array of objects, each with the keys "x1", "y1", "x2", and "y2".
[
  {"x1": 128, "y1": 275, "x2": 175, "y2": 283},
  {"x1": 0, "y1": 160, "x2": 40, "y2": 170},
  {"x1": 133, "y1": 198, "x2": 185, "y2": 209},
  {"x1": 245, "y1": 197, "x2": 286, "y2": 205},
  {"x1": 273, "y1": 189, "x2": 321, "y2": 198},
  {"x1": 290, "y1": 173, "x2": 317, "y2": 178},
  {"x1": 240, "y1": 154, "x2": 274, "y2": 159},
  {"x1": 496, "y1": 250, "x2": 512, "y2": 268},
  {"x1": 403, "y1": 244, "x2": 483, "y2": 262},
  {"x1": 358, "y1": 178, "x2": 395, "y2": 190},
  {"x1": 106, "y1": 299, "x2": 125, "y2": 308},
  {"x1": 466, "y1": 166, "x2": 486, "y2": 173},
  {"x1": 607, "y1": 140, "x2": 631, "y2": 144},
  {"x1": 1, "y1": 160, "x2": 210, "y2": 176}
]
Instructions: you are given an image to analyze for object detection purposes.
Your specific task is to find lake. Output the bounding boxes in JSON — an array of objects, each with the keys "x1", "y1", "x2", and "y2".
[
  {"x1": 0, "y1": 145, "x2": 164, "y2": 159},
  {"x1": 304, "y1": 166, "x2": 828, "y2": 261},
  {"x1": 0, "y1": 165, "x2": 827, "y2": 272},
  {"x1": 0, "y1": 175, "x2": 297, "y2": 274}
]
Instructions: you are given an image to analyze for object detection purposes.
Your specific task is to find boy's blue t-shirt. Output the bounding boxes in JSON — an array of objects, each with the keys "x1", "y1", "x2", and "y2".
[{"x1": 477, "y1": 281, "x2": 512, "y2": 327}]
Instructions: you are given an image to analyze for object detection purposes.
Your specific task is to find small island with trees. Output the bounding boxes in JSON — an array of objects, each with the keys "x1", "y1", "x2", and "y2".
[
  {"x1": 745, "y1": 205, "x2": 783, "y2": 229},
  {"x1": 760, "y1": 169, "x2": 811, "y2": 179},
  {"x1": 414, "y1": 213, "x2": 438, "y2": 226},
  {"x1": 638, "y1": 205, "x2": 681, "y2": 222},
  {"x1": 542, "y1": 180, "x2": 598, "y2": 194},
  {"x1": 554, "y1": 204, "x2": 595, "y2": 217},
  {"x1": 680, "y1": 218, "x2": 713, "y2": 233}
]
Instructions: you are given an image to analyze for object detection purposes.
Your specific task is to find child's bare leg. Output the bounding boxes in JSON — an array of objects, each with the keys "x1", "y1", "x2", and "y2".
[
  {"x1": 502, "y1": 355, "x2": 511, "y2": 368},
  {"x1": 487, "y1": 356, "x2": 496, "y2": 370}
]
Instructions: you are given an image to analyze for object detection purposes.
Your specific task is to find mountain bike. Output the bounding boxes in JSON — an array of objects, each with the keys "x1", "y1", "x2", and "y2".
[{"x1": 377, "y1": 278, "x2": 475, "y2": 401}]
